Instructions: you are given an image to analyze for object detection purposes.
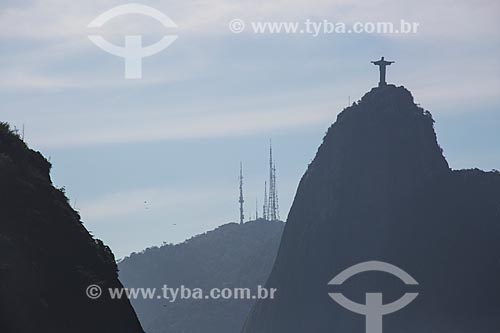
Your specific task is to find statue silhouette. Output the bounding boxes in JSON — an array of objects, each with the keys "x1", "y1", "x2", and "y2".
[{"x1": 371, "y1": 57, "x2": 394, "y2": 87}]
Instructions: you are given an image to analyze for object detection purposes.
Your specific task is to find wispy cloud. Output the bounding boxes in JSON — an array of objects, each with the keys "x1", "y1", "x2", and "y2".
[
  {"x1": 2, "y1": 0, "x2": 499, "y2": 92},
  {"x1": 2, "y1": 0, "x2": 498, "y2": 39},
  {"x1": 25, "y1": 99, "x2": 337, "y2": 149}
]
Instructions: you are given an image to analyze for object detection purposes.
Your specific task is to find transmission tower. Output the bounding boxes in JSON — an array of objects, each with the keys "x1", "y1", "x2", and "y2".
[
  {"x1": 255, "y1": 198, "x2": 259, "y2": 220},
  {"x1": 239, "y1": 162, "x2": 245, "y2": 224},
  {"x1": 268, "y1": 141, "x2": 280, "y2": 221},
  {"x1": 263, "y1": 181, "x2": 268, "y2": 220}
]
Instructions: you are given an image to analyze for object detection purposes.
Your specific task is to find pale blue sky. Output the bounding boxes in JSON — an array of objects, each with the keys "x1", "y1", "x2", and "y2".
[{"x1": 1, "y1": 0, "x2": 499, "y2": 257}]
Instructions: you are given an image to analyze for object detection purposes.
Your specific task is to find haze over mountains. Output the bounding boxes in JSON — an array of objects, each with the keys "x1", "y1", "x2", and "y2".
[
  {"x1": 119, "y1": 219, "x2": 284, "y2": 333},
  {"x1": 1, "y1": 82, "x2": 498, "y2": 333}
]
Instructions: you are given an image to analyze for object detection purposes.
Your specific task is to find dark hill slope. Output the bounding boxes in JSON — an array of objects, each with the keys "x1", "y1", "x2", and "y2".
[
  {"x1": 0, "y1": 122, "x2": 144, "y2": 333},
  {"x1": 119, "y1": 219, "x2": 284, "y2": 333},
  {"x1": 243, "y1": 85, "x2": 500, "y2": 332}
]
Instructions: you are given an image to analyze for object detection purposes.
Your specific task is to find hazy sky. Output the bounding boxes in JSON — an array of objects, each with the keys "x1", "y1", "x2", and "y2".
[{"x1": 1, "y1": 0, "x2": 499, "y2": 258}]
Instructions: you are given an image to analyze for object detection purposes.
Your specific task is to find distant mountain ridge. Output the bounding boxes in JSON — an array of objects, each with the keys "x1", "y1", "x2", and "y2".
[
  {"x1": 119, "y1": 219, "x2": 284, "y2": 333},
  {"x1": 0, "y1": 122, "x2": 144, "y2": 333}
]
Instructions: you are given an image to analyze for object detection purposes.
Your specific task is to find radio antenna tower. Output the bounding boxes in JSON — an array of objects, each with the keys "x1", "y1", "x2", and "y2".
[
  {"x1": 239, "y1": 162, "x2": 245, "y2": 224},
  {"x1": 268, "y1": 141, "x2": 280, "y2": 221},
  {"x1": 255, "y1": 198, "x2": 259, "y2": 220},
  {"x1": 263, "y1": 181, "x2": 268, "y2": 220}
]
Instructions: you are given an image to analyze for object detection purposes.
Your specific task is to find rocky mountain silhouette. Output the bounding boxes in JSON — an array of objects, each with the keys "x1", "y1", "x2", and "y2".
[
  {"x1": 243, "y1": 85, "x2": 500, "y2": 332},
  {"x1": 118, "y1": 219, "x2": 284, "y2": 333},
  {"x1": 0, "y1": 122, "x2": 144, "y2": 333}
]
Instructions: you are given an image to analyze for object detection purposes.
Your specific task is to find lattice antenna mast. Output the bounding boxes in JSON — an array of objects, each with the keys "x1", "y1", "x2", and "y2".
[
  {"x1": 263, "y1": 181, "x2": 268, "y2": 220},
  {"x1": 268, "y1": 141, "x2": 280, "y2": 221},
  {"x1": 255, "y1": 198, "x2": 259, "y2": 220},
  {"x1": 274, "y1": 161, "x2": 280, "y2": 220},
  {"x1": 268, "y1": 143, "x2": 274, "y2": 221},
  {"x1": 239, "y1": 162, "x2": 245, "y2": 224}
]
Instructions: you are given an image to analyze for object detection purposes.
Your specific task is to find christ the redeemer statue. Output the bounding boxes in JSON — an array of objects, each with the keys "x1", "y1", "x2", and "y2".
[{"x1": 371, "y1": 57, "x2": 394, "y2": 87}]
